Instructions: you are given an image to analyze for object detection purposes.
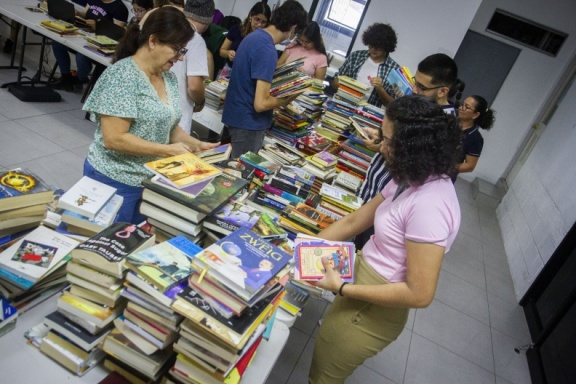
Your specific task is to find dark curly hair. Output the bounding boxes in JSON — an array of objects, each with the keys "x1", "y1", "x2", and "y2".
[
  {"x1": 361, "y1": 23, "x2": 397, "y2": 53},
  {"x1": 385, "y1": 96, "x2": 461, "y2": 185},
  {"x1": 114, "y1": 7, "x2": 194, "y2": 63},
  {"x1": 469, "y1": 95, "x2": 496, "y2": 130},
  {"x1": 270, "y1": 0, "x2": 308, "y2": 33}
]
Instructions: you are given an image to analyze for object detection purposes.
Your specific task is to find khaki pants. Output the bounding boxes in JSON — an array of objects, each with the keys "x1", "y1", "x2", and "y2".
[{"x1": 308, "y1": 252, "x2": 409, "y2": 384}]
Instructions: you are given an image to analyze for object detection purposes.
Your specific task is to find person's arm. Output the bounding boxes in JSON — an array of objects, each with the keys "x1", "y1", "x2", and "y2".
[
  {"x1": 316, "y1": 240, "x2": 445, "y2": 308},
  {"x1": 206, "y1": 49, "x2": 214, "y2": 81},
  {"x1": 359, "y1": 127, "x2": 382, "y2": 152},
  {"x1": 370, "y1": 76, "x2": 394, "y2": 106},
  {"x1": 316, "y1": 193, "x2": 384, "y2": 241},
  {"x1": 76, "y1": 5, "x2": 88, "y2": 18},
  {"x1": 457, "y1": 154, "x2": 480, "y2": 173},
  {"x1": 253, "y1": 79, "x2": 299, "y2": 113},
  {"x1": 219, "y1": 38, "x2": 235, "y2": 61},
  {"x1": 314, "y1": 66, "x2": 327, "y2": 80},
  {"x1": 113, "y1": 19, "x2": 127, "y2": 28},
  {"x1": 187, "y1": 75, "x2": 206, "y2": 113},
  {"x1": 170, "y1": 127, "x2": 220, "y2": 153},
  {"x1": 277, "y1": 50, "x2": 289, "y2": 67},
  {"x1": 100, "y1": 115, "x2": 191, "y2": 157}
]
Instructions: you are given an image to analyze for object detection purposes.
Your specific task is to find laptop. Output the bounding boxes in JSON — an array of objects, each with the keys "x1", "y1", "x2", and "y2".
[
  {"x1": 95, "y1": 18, "x2": 126, "y2": 41},
  {"x1": 46, "y1": 0, "x2": 90, "y2": 29}
]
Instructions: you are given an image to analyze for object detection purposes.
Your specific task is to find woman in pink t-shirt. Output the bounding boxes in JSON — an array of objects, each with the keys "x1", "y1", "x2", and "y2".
[
  {"x1": 309, "y1": 95, "x2": 462, "y2": 383},
  {"x1": 277, "y1": 21, "x2": 328, "y2": 79}
]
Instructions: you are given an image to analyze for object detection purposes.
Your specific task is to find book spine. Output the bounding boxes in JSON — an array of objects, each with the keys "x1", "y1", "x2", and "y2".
[{"x1": 263, "y1": 184, "x2": 305, "y2": 205}]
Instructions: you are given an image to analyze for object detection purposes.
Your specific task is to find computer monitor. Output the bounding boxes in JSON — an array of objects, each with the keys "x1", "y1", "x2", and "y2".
[{"x1": 46, "y1": 0, "x2": 76, "y2": 24}]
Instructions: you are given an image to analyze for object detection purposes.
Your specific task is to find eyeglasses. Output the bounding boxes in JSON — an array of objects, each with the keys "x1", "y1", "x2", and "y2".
[
  {"x1": 132, "y1": 7, "x2": 147, "y2": 15},
  {"x1": 171, "y1": 46, "x2": 188, "y2": 57},
  {"x1": 459, "y1": 103, "x2": 476, "y2": 112},
  {"x1": 412, "y1": 77, "x2": 447, "y2": 92},
  {"x1": 376, "y1": 129, "x2": 392, "y2": 144},
  {"x1": 252, "y1": 16, "x2": 268, "y2": 26}
]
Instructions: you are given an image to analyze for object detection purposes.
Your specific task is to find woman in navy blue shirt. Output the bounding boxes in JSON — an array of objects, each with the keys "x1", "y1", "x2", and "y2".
[{"x1": 457, "y1": 95, "x2": 496, "y2": 173}]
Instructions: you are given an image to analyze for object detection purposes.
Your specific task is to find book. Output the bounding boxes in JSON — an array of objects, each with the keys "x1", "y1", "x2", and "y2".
[
  {"x1": 310, "y1": 151, "x2": 338, "y2": 168},
  {"x1": 40, "y1": 19, "x2": 79, "y2": 34},
  {"x1": 286, "y1": 202, "x2": 336, "y2": 231},
  {"x1": 0, "y1": 296, "x2": 18, "y2": 336},
  {"x1": 70, "y1": 284, "x2": 123, "y2": 308},
  {"x1": 141, "y1": 173, "x2": 248, "y2": 216},
  {"x1": 334, "y1": 170, "x2": 364, "y2": 193},
  {"x1": 123, "y1": 307, "x2": 178, "y2": 343},
  {"x1": 61, "y1": 194, "x2": 123, "y2": 235},
  {"x1": 196, "y1": 144, "x2": 233, "y2": 164},
  {"x1": 188, "y1": 272, "x2": 248, "y2": 317},
  {"x1": 44, "y1": 310, "x2": 112, "y2": 351},
  {"x1": 57, "y1": 290, "x2": 123, "y2": 328},
  {"x1": 0, "y1": 226, "x2": 79, "y2": 289},
  {"x1": 125, "y1": 272, "x2": 187, "y2": 309},
  {"x1": 40, "y1": 329, "x2": 106, "y2": 376},
  {"x1": 103, "y1": 357, "x2": 158, "y2": 384},
  {"x1": 149, "y1": 175, "x2": 212, "y2": 199},
  {"x1": 126, "y1": 236, "x2": 202, "y2": 293},
  {"x1": 294, "y1": 235, "x2": 355, "y2": 282},
  {"x1": 239, "y1": 151, "x2": 282, "y2": 175},
  {"x1": 71, "y1": 222, "x2": 155, "y2": 278},
  {"x1": 0, "y1": 168, "x2": 54, "y2": 212},
  {"x1": 66, "y1": 261, "x2": 123, "y2": 289},
  {"x1": 58, "y1": 176, "x2": 117, "y2": 220},
  {"x1": 0, "y1": 203, "x2": 46, "y2": 221},
  {"x1": 386, "y1": 67, "x2": 413, "y2": 98},
  {"x1": 279, "y1": 280, "x2": 311, "y2": 315},
  {"x1": 203, "y1": 201, "x2": 262, "y2": 236},
  {"x1": 191, "y1": 227, "x2": 292, "y2": 299},
  {"x1": 144, "y1": 153, "x2": 222, "y2": 189},
  {"x1": 85, "y1": 34, "x2": 118, "y2": 48},
  {"x1": 251, "y1": 213, "x2": 288, "y2": 240},
  {"x1": 319, "y1": 183, "x2": 363, "y2": 212},
  {"x1": 139, "y1": 202, "x2": 203, "y2": 237},
  {"x1": 66, "y1": 273, "x2": 123, "y2": 303}
]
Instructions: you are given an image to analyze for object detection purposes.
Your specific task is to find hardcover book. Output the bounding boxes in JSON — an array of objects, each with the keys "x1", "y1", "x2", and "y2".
[
  {"x1": 294, "y1": 235, "x2": 355, "y2": 282},
  {"x1": 71, "y1": 222, "x2": 155, "y2": 278},
  {"x1": 144, "y1": 152, "x2": 222, "y2": 189},
  {"x1": 126, "y1": 236, "x2": 203, "y2": 293},
  {"x1": 0, "y1": 226, "x2": 79, "y2": 289},
  {"x1": 58, "y1": 176, "x2": 117, "y2": 220},
  {"x1": 0, "y1": 168, "x2": 54, "y2": 212},
  {"x1": 192, "y1": 227, "x2": 292, "y2": 298},
  {"x1": 203, "y1": 201, "x2": 262, "y2": 236},
  {"x1": 141, "y1": 172, "x2": 248, "y2": 216}
]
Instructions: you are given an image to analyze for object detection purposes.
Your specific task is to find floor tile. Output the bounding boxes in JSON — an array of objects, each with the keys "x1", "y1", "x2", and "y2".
[
  {"x1": 265, "y1": 327, "x2": 310, "y2": 384},
  {"x1": 405, "y1": 308, "x2": 415, "y2": 330},
  {"x1": 0, "y1": 120, "x2": 65, "y2": 167},
  {"x1": 404, "y1": 333, "x2": 495, "y2": 384},
  {"x1": 435, "y1": 270, "x2": 489, "y2": 325},
  {"x1": 413, "y1": 300, "x2": 494, "y2": 373},
  {"x1": 487, "y1": 293, "x2": 531, "y2": 343},
  {"x1": 491, "y1": 328, "x2": 532, "y2": 384},
  {"x1": 485, "y1": 263, "x2": 518, "y2": 304},
  {"x1": 293, "y1": 296, "x2": 328, "y2": 336},
  {"x1": 346, "y1": 365, "x2": 396, "y2": 384},
  {"x1": 0, "y1": 88, "x2": 64, "y2": 119},
  {"x1": 284, "y1": 336, "x2": 315, "y2": 384},
  {"x1": 69, "y1": 144, "x2": 92, "y2": 160},
  {"x1": 363, "y1": 327, "x2": 411, "y2": 384},
  {"x1": 13, "y1": 151, "x2": 85, "y2": 191},
  {"x1": 458, "y1": 199, "x2": 482, "y2": 241}
]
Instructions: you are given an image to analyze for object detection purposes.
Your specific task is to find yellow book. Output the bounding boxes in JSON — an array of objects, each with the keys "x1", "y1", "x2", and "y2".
[
  {"x1": 40, "y1": 20, "x2": 78, "y2": 33},
  {"x1": 144, "y1": 152, "x2": 222, "y2": 189}
]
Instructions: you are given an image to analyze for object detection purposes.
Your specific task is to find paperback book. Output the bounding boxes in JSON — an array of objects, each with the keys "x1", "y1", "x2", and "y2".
[
  {"x1": 58, "y1": 176, "x2": 117, "y2": 220},
  {"x1": 294, "y1": 235, "x2": 355, "y2": 282},
  {"x1": 0, "y1": 168, "x2": 54, "y2": 212},
  {"x1": 144, "y1": 152, "x2": 222, "y2": 189}
]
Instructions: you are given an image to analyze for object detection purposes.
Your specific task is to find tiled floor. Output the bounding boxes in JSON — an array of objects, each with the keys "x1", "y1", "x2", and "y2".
[{"x1": 0, "y1": 51, "x2": 532, "y2": 384}]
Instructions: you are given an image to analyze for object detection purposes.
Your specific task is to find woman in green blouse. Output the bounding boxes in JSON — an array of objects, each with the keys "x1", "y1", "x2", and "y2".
[{"x1": 83, "y1": 7, "x2": 219, "y2": 224}]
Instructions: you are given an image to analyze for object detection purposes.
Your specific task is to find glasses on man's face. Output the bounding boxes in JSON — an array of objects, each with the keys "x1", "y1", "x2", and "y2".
[
  {"x1": 412, "y1": 77, "x2": 446, "y2": 92},
  {"x1": 171, "y1": 46, "x2": 188, "y2": 57},
  {"x1": 252, "y1": 16, "x2": 268, "y2": 26},
  {"x1": 459, "y1": 103, "x2": 476, "y2": 112},
  {"x1": 132, "y1": 7, "x2": 147, "y2": 15}
]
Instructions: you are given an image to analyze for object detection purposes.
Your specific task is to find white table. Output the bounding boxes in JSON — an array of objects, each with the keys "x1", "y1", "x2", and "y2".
[{"x1": 0, "y1": 292, "x2": 289, "y2": 383}]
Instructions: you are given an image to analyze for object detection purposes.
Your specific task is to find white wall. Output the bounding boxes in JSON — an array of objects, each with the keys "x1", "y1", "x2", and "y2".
[{"x1": 214, "y1": 0, "x2": 313, "y2": 20}]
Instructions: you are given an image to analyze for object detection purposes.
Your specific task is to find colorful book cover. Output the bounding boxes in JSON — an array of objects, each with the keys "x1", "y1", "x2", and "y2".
[
  {"x1": 144, "y1": 152, "x2": 222, "y2": 189},
  {"x1": 142, "y1": 173, "x2": 249, "y2": 216},
  {"x1": 0, "y1": 168, "x2": 53, "y2": 210},
  {"x1": 196, "y1": 143, "x2": 232, "y2": 163},
  {"x1": 150, "y1": 175, "x2": 211, "y2": 198},
  {"x1": 239, "y1": 151, "x2": 282, "y2": 175},
  {"x1": 251, "y1": 213, "x2": 287, "y2": 240},
  {"x1": 61, "y1": 194, "x2": 123, "y2": 230},
  {"x1": 193, "y1": 227, "x2": 292, "y2": 294},
  {"x1": 294, "y1": 235, "x2": 355, "y2": 282},
  {"x1": 288, "y1": 203, "x2": 336, "y2": 230},
  {"x1": 386, "y1": 68, "x2": 413, "y2": 98},
  {"x1": 126, "y1": 236, "x2": 202, "y2": 293}
]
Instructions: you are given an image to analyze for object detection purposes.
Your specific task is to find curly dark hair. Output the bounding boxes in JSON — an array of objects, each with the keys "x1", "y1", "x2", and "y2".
[
  {"x1": 469, "y1": 95, "x2": 496, "y2": 130},
  {"x1": 385, "y1": 96, "x2": 461, "y2": 185},
  {"x1": 114, "y1": 7, "x2": 194, "y2": 63},
  {"x1": 270, "y1": 0, "x2": 308, "y2": 33},
  {"x1": 361, "y1": 23, "x2": 397, "y2": 53}
]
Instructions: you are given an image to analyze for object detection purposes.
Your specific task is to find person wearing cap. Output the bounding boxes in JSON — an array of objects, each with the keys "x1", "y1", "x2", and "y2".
[
  {"x1": 169, "y1": 0, "x2": 214, "y2": 135},
  {"x1": 221, "y1": 0, "x2": 308, "y2": 159}
]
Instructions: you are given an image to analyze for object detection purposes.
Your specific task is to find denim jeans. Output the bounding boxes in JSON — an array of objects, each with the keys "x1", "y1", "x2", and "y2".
[
  {"x1": 227, "y1": 127, "x2": 266, "y2": 159},
  {"x1": 83, "y1": 159, "x2": 147, "y2": 224},
  {"x1": 52, "y1": 42, "x2": 93, "y2": 82}
]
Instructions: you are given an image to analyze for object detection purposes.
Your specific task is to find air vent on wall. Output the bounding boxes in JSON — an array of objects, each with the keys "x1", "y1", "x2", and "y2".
[{"x1": 486, "y1": 9, "x2": 567, "y2": 57}]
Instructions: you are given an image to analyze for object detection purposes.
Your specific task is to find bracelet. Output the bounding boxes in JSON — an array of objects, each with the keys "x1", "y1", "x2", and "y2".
[{"x1": 338, "y1": 282, "x2": 349, "y2": 297}]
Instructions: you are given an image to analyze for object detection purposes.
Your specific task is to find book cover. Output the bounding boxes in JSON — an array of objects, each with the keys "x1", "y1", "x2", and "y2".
[
  {"x1": 288, "y1": 203, "x2": 336, "y2": 230},
  {"x1": 192, "y1": 227, "x2": 292, "y2": 295},
  {"x1": 386, "y1": 67, "x2": 413, "y2": 98},
  {"x1": 61, "y1": 194, "x2": 123, "y2": 233},
  {"x1": 294, "y1": 235, "x2": 355, "y2": 282},
  {"x1": 126, "y1": 236, "x2": 202, "y2": 293},
  {"x1": 205, "y1": 201, "x2": 262, "y2": 234},
  {"x1": 58, "y1": 176, "x2": 117, "y2": 220},
  {"x1": 251, "y1": 213, "x2": 288, "y2": 240},
  {"x1": 86, "y1": 35, "x2": 118, "y2": 47},
  {"x1": 311, "y1": 151, "x2": 338, "y2": 168},
  {"x1": 0, "y1": 168, "x2": 54, "y2": 212},
  {"x1": 239, "y1": 152, "x2": 281, "y2": 175},
  {"x1": 319, "y1": 183, "x2": 363, "y2": 211},
  {"x1": 44, "y1": 310, "x2": 112, "y2": 351},
  {"x1": 144, "y1": 152, "x2": 222, "y2": 189},
  {"x1": 72, "y1": 222, "x2": 155, "y2": 277},
  {"x1": 0, "y1": 226, "x2": 79, "y2": 288},
  {"x1": 196, "y1": 144, "x2": 232, "y2": 164},
  {"x1": 40, "y1": 19, "x2": 78, "y2": 33},
  {"x1": 42, "y1": 188, "x2": 65, "y2": 229}
]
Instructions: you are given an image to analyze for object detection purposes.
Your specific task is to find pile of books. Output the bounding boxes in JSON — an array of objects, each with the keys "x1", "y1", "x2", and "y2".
[
  {"x1": 40, "y1": 19, "x2": 78, "y2": 35},
  {"x1": 259, "y1": 136, "x2": 307, "y2": 167},
  {"x1": 278, "y1": 202, "x2": 335, "y2": 237},
  {"x1": 318, "y1": 183, "x2": 363, "y2": 219},
  {"x1": 294, "y1": 131, "x2": 333, "y2": 155},
  {"x1": 385, "y1": 66, "x2": 415, "y2": 98},
  {"x1": 337, "y1": 138, "x2": 376, "y2": 180},
  {"x1": 85, "y1": 35, "x2": 119, "y2": 56},
  {"x1": 303, "y1": 150, "x2": 339, "y2": 181},
  {"x1": 293, "y1": 79, "x2": 328, "y2": 121},
  {"x1": 141, "y1": 152, "x2": 247, "y2": 246},
  {"x1": 57, "y1": 176, "x2": 123, "y2": 240},
  {"x1": 334, "y1": 75, "x2": 371, "y2": 105},
  {"x1": 204, "y1": 79, "x2": 228, "y2": 111},
  {"x1": 269, "y1": 102, "x2": 311, "y2": 144},
  {"x1": 270, "y1": 58, "x2": 312, "y2": 98},
  {"x1": 0, "y1": 168, "x2": 54, "y2": 239},
  {"x1": 168, "y1": 227, "x2": 292, "y2": 383}
]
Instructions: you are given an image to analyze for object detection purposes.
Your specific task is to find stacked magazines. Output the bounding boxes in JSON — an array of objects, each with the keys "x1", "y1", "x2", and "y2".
[{"x1": 84, "y1": 35, "x2": 119, "y2": 56}]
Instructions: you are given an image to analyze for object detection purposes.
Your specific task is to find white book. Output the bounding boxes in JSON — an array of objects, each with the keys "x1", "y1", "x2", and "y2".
[
  {"x1": 58, "y1": 176, "x2": 117, "y2": 220},
  {"x1": 61, "y1": 194, "x2": 123, "y2": 233},
  {"x1": 139, "y1": 201, "x2": 203, "y2": 237},
  {"x1": 0, "y1": 226, "x2": 79, "y2": 288}
]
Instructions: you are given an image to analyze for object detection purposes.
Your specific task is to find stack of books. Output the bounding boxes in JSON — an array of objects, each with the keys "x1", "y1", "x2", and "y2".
[
  {"x1": 332, "y1": 169, "x2": 364, "y2": 196},
  {"x1": 292, "y1": 79, "x2": 328, "y2": 121},
  {"x1": 303, "y1": 150, "x2": 339, "y2": 181},
  {"x1": 337, "y1": 138, "x2": 377, "y2": 180},
  {"x1": 40, "y1": 19, "x2": 79, "y2": 35},
  {"x1": 270, "y1": 58, "x2": 312, "y2": 98},
  {"x1": 141, "y1": 169, "x2": 249, "y2": 246},
  {"x1": 258, "y1": 136, "x2": 307, "y2": 167},
  {"x1": 0, "y1": 168, "x2": 54, "y2": 239},
  {"x1": 334, "y1": 75, "x2": 372, "y2": 105},
  {"x1": 204, "y1": 79, "x2": 228, "y2": 111},
  {"x1": 196, "y1": 143, "x2": 232, "y2": 164},
  {"x1": 0, "y1": 226, "x2": 79, "y2": 313},
  {"x1": 386, "y1": 66, "x2": 414, "y2": 98},
  {"x1": 269, "y1": 102, "x2": 311, "y2": 144},
  {"x1": 85, "y1": 35, "x2": 119, "y2": 56},
  {"x1": 318, "y1": 183, "x2": 363, "y2": 219},
  {"x1": 278, "y1": 202, "x2": 335, "y2": 237},
  {"x1": 294, "y1": 131, "x2": 333, "y2": 155},
  {"x1": 168, "y1": 227, "x2": 292, "y2": 383},
  {"x1": 57, "y1": 176, "x2": 122, "y2": 239}
]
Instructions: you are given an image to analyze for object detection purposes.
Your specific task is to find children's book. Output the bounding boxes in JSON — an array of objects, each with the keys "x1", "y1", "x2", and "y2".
[
  {"x1": 0, "y1": 226, "x2": 79, "y2": 289},
  {"x1": 125, "y1": 236, "x2": 203, "y2": 293},
  {"x1": 144, "y1": 152, "x2": 222, "y2": 189},
  {"x1": 191, "y1": 227, "x2": 292, "y2": 299},
  {"x1": 58, "y1": 176, "x2": 117, "y2": 220},
  {"x1": 0, "y1": 168, "x2": 54, "y2": 212},
  {"x1": 294, "y1": 234, "x2": 355, "y2": 282}
]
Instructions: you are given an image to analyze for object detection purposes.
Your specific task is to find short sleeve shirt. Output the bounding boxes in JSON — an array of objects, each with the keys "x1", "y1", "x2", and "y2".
[
  {"x1": 225, "y1": 24, "x2": 243, "y2": 68},
  {"x1": 83, "y1": 57, "x2": 181, "y2": 186},
  {"x1": 85, "y1": 0, "x2": 128, "y2": 23},
  {"x1": 460, "y1": 126, "x2": 484, "y2": 162},
  {"x1": 284, "y1": 45, "x2": 328, "y2": 78}
]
